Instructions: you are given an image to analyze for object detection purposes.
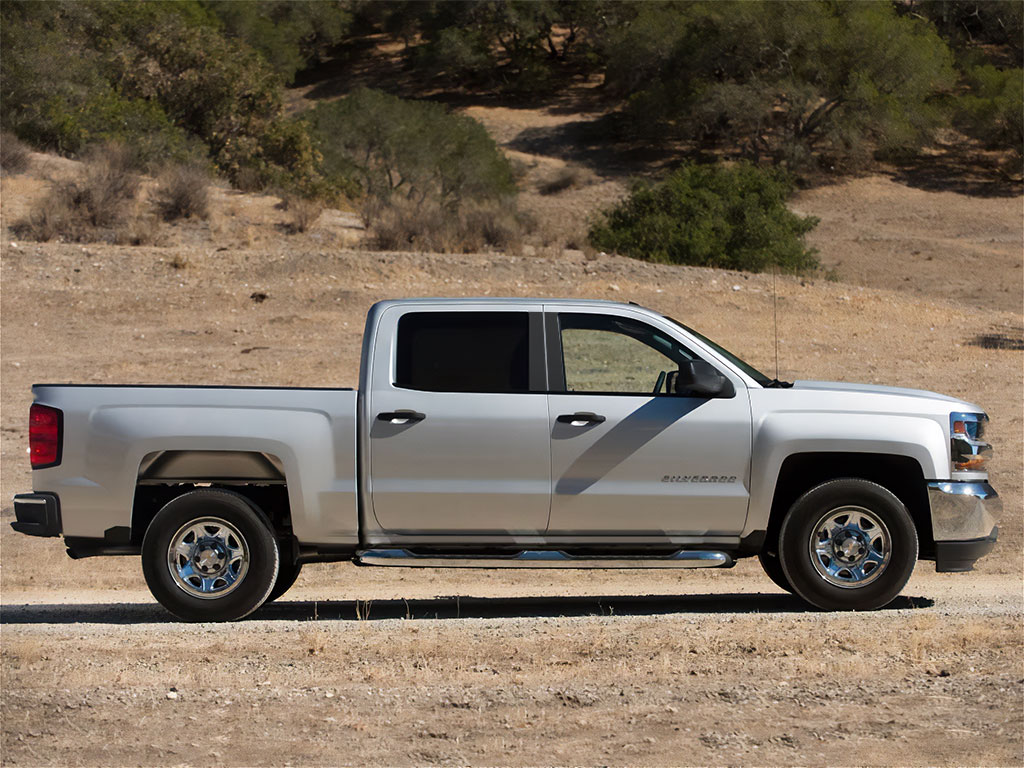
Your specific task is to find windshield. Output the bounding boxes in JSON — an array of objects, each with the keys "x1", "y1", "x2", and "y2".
[{"x1": 663, "y1": 315, "x2": 773, "y2": 387}]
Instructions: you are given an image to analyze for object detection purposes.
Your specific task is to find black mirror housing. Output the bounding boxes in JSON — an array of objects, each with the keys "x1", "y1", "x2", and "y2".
[{"x1": 669, "y1": 361, "x2": 735, "y2": 398}]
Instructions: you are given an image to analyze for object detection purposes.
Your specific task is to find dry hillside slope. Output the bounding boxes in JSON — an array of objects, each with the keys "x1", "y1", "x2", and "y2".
[{"x1": 1, "y1": 131, "x2": 1021, "y2": 766}]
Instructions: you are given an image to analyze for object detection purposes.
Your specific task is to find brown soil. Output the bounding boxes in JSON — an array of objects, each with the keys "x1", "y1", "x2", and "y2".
[{"x1": 1, "y1": 105, "x2": 1021, "y2": 766}]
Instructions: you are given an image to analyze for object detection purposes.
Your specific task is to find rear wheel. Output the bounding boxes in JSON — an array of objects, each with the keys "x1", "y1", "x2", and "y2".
[
  {"x1": 779, "y1": 478, "x2": 917, "y2": 611},
  {"x1": 142, "y1": 489, "x2": 279, "y2": 622},
  {"x1": 266, "y1": 557, "x2": 302, "y2": 603}
]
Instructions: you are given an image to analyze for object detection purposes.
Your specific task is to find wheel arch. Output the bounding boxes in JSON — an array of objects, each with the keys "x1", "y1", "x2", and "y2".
[
  {"x1": 762, "y1": 452, "x2": 933, "y2": 559},
  {"x1": 131, "y1": 450, "x2": 293, "y2": 545}
]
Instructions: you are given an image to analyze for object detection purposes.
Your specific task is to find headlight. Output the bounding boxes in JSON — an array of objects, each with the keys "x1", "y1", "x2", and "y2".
[{"x1": 950, "y1": 412, "x2": 991, "y2": 474}]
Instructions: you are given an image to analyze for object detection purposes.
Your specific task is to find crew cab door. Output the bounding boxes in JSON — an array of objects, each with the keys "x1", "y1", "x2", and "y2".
[
  {"x1": 366, "y1": 304, "x2": 551, "y2": 534},
  {"x1": 544, "y1": 307, "x2": 751, "y2": 537}
]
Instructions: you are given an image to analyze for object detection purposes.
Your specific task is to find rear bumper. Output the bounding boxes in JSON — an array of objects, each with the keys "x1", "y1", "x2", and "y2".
[
  {"x1": 11, "y1": 493, "x2": 62, "y2": 537},
  {"x1": 927, "y1": 481, "x2": 1000, "y2": 572}
]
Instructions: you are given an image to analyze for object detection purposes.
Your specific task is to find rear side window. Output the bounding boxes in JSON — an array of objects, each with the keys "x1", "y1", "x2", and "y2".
[{"x1": 396, "y1": 312, "x2": 530, "y2": 393}]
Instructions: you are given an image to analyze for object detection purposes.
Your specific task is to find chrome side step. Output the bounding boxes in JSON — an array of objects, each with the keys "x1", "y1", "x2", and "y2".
[{"x1": 355, "y1": 549, "x2": 733, "y2": 569}]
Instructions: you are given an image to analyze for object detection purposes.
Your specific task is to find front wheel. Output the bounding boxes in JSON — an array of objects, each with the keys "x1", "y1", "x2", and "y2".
[
  {"x1": 757, "y1": 549, "x2": 793, "y2": 593},
  {"x1": 778, "y1": 479, "x2": 918, "y2": 611},
  {"x1": 142, "y1": 489, "x2": 280, "y2": 622}
]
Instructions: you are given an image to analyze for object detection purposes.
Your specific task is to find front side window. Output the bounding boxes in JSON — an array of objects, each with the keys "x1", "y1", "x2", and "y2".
[
  {"x1": 559, "y1": 313, "x2": 695, "y2": 394},
  {"x1": 396, "y1": 312, "x2": 530, "y2": 393}
]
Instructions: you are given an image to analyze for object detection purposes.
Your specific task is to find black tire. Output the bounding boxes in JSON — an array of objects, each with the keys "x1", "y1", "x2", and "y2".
[
  {"x1": 142, "y1": 489, "x2": 280, "y2": 622},
  {"x1": 757, "y1": 549, "x2": 794, "y2": 593},
  {"x1": 779, "y1": 478, "x2": 918, "y2": 611},
  {"x1": 266, "y1": 556, "x2": 302, "y2": 603}
]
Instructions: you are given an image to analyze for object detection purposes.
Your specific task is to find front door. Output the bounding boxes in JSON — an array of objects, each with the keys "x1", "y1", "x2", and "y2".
[
  {"x1": 545, "y1": 309, "x2": 751, "y2": 537},
  {"x1": 367, "y1": 305, "x2": 551, "y2": 535}
]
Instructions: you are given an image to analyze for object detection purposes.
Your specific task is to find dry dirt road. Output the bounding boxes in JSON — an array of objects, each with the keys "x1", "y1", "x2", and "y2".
[
  {"x1": 2, "y1": 134, "x2": 1022, "y2": 763},
  {"x1": 3, "y1": 570, "x2": 1021, "y2": 767}
]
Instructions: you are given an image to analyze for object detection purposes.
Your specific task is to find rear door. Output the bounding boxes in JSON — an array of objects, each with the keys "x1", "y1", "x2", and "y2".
[
  {"x1": 367, "y1": 304, "x2": 551, "y2": 534},
  {"x1": 545, "y1": 307, "x2": 751, "y2": 537}
]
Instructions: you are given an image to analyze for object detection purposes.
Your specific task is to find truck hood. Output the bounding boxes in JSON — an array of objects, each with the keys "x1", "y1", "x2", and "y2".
[{"x1": 791, "y1": 380, "x2": 982, "y2": 411}]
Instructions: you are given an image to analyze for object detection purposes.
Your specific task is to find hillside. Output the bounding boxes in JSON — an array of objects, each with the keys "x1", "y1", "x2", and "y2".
[
  {"x1": 1, "y1": 141, "x2": 1022, "y2": 572},
  {"x1": 2, "y1": 59, "x2": 1023, "y2": 768}
]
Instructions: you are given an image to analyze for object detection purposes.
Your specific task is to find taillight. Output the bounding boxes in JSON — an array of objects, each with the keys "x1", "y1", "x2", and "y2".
[{"x1": 29, "y1": 404, "x2": 62, "y2": 469}]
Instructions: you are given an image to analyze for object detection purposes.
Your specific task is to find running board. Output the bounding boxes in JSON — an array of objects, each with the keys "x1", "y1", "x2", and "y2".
[{"x1": 355, "y1": 549, "x2": 733, "y2": 569}]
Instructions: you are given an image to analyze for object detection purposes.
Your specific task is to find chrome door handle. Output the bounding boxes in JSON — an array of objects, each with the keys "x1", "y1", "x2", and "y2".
[
  {"x1": 556, "y1": 412, "x2": 606, "y2": 426},
  {"x1": 377, "y1": 410, "x2": 426, "y2": 424}
]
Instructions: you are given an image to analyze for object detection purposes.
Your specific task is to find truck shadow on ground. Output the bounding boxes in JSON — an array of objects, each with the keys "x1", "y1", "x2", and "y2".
[{"x1": 0, "y1": 593, "x2": 935, "y2": 625}]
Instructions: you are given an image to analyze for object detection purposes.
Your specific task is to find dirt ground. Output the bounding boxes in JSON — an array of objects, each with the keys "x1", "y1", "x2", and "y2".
[{"x1": 1, "y1": 102, "x2": 1022, "y2": 765}]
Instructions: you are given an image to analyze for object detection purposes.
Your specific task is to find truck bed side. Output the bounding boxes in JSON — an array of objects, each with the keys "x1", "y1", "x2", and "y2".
[{"x1": 30, "y1": 385, "x2": 359, "y2": 546}]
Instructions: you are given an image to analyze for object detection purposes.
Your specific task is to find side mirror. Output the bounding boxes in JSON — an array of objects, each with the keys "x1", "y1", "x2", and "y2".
[{"x1": 668, "y1": 361, "x2": 735, "y2": 398}]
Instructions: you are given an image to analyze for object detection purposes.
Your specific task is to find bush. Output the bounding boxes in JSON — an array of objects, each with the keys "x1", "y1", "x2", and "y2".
[
  {"x1": 154, "y1": 164, "x2": 210, "y2": 221},
  {"x1": 307, "y1": 88, "x2": 516, "y2": 211},
  {"x1": 588, "y1": 162, "x2": 819, "y2": 273},
  {"x1": 954, "y1": 65, "x2": 1024, "y2": 157},
  {"x1": 70, "y1": 143, "x2": 141, "y2": 228},
  {"x1": 280, "y1": 194, "x2": 323, "y2": 234},
  {"x1": 368, "y1": 196, "x2": 528, "y2": 254},
  {"x1": 13, "y1": 142, "x2": 145, "y2": 243},
  {"x1": 537, "y1": 164, "x2": 595, "y2": 195},
  {"x1": 0, "y1": 131, "x2": 30, "y2": 174}
]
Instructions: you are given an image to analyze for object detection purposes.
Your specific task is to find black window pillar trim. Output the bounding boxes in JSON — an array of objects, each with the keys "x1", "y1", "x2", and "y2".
[
  {"x1": 527, "y1": 312, "x2": 547, "y2": 393},
  {"x1": 544, "y1": 312, "x2": 566, "y2": 392}
]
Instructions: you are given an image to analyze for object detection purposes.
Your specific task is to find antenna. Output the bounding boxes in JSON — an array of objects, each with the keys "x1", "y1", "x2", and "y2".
[{"x1": 772, "y1": 262, "x2": 780, "y2": 380}]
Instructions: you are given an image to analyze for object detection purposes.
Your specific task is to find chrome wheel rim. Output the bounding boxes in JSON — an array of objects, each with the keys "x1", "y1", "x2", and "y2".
[
  {"x1": 808, "y1": 506, "x2": 891, "y2": 588},
  {"x1": 167, "y1": 517, "x2": 249, "y2": 599}
]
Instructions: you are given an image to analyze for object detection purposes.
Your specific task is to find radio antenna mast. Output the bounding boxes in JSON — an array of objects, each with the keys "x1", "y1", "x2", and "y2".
[{"x1": 773, "y1": 262, "x2": 780, "y2": 380}]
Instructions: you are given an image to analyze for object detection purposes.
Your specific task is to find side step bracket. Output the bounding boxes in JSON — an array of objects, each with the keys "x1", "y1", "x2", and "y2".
[{"x1": 355, "y1": 549, "x2": 733, "y2": 569}]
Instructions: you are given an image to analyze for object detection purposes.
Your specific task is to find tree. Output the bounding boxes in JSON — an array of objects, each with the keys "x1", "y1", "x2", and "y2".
[
  {"x1": 0, "y1": 1, "x2": 320, "y2": 187},
  {"x1": 204, "y1": 1, "x2": 351, "y2": 83},
  {"x1": 605, "y1": 1, "x2": 957, "y2": 170}
]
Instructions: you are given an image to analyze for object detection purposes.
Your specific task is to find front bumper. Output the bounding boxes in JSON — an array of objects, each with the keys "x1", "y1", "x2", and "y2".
[
  {"x1": 927, "y1": 481, "x2": 1000, "y2": 572},
  {"x1": 11, "y1": 493, "x2": 62, "y2": 537}
]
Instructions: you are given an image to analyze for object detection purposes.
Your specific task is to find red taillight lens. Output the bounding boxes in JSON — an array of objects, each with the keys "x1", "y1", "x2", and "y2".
[{"x1": 29, "y1": 404, "x2": 62, "y2": 469}]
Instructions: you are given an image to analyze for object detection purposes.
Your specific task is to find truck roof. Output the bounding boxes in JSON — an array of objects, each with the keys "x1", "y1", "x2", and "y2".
[{"x1": 371, "y1": 297, "x2": 648, "y2": 310}]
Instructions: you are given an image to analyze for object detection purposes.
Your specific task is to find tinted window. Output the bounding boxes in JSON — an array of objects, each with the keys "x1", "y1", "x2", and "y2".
[
  {"x1": 396, "y1": 312, "x2": 530, "y2": 393},
  {"x1": 559, "y1": 313, "x2": 695, "y2": 394}
]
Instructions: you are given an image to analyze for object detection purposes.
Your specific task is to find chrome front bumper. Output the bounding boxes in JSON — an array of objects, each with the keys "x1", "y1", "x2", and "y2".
[{"x1": 927, "y1": 481, "x2": 1000, "y2": 572}]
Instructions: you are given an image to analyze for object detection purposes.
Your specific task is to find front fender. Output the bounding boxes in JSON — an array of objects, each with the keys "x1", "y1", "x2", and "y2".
[{"x1": 744, "y1": 412, "x2": 947, "y2": 537}]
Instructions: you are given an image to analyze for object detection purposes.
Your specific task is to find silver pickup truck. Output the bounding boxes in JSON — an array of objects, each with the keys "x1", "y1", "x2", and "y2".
[{"x1": 13, "y1": 298, "x2": 999, "y2": 620}]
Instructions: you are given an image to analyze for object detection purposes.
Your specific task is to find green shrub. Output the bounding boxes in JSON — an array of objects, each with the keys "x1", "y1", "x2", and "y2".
[
  {"x1": 588, "y1": 162, "x2": 819, "y2": 273},
  {"x1": 306, "y1": 88, "x2": 515, "y2": 210},
  {"x1": 954, "y1": 65, "x2": 1023, "y2": 157}
]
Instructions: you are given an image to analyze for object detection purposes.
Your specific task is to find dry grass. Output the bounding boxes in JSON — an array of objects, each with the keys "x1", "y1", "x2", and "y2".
[
  {"x1": 368, "y1": 197, "x2": 530, "y2": 253},
  {"x1": 281, "y1": 195, "x2": 324, "y2": 234},
  {"x1": 1, "y1": 597, "x2": 1020, "y2": 766},
  {"x1": 10, "y1": 142, "x2": 148, "y2": 243},
  {"x1": 153, "y1": 164, "x2": 210, "y2": 221},
  {"x1": 232, "y1": 165, "x2": 266, "y2": 194},
  {"x1": 537, "y1": 164, "x2": 596, "y2": 195},
  {"x1": 0, "y1": 132, "x2": 30, "y2": 175}
]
